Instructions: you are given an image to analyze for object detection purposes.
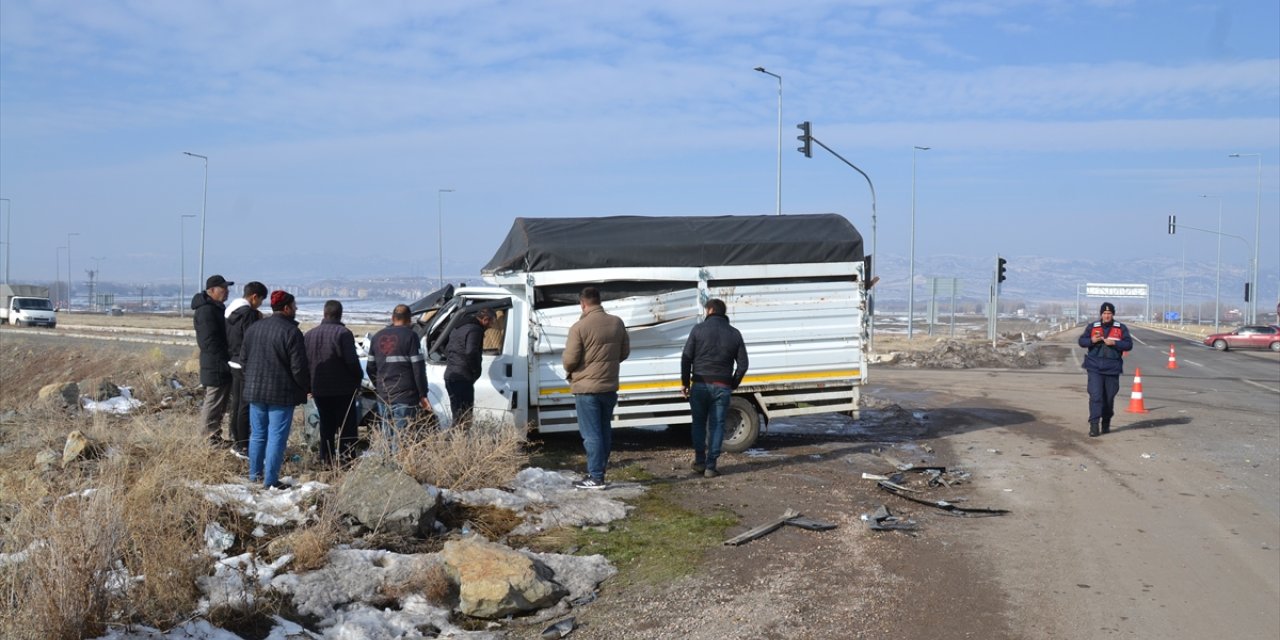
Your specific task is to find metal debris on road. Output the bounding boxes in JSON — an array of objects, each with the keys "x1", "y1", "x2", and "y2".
[
  {"x1": 724, "y1": 509, "x2": 800, "y2": 546},
  {"x1": 861, "y1": 504, "x2": 918, "y2": 531},
  {"x1": 785, "y1": 515, "x2": 837, "y2": 531},
  {"x1": 877, "y1": 481, "x2": 1011, "y2": 517},
  {"x1": 723, "y1": 509, "x2": 839, "y2": 545}
]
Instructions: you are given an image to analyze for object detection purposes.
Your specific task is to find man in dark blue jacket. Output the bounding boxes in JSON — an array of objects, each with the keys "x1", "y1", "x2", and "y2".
[
  {"x1": 1078, "y1": 302, "x2": 1133, "y2": 437},
  {"x1": 242, "y1": 290, "x2": 310, "y2": 488},
  {"x1": 304, "y1": 300, "x2": 363, "y2": 464},
  {"x1": 444, "y1": 308, "x2": 494, "y2": 425},
  {"x1": 680, "y1": 298, "x2": 749, "y2": 477},
  {"x1": 366, "y1": 304, "x2": 430, "y2": 450}
]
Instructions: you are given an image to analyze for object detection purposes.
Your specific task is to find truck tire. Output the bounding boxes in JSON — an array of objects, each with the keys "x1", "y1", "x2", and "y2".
[{"x1": 721, "y1": 396, "x2": 761, "y2": 454}]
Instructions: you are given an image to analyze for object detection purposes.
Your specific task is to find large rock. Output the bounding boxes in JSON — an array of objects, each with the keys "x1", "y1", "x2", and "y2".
[
  {"x1": 332, "y1": 458, "x2": 441, "y2": 537},
  {"x1": 442, "y1": 536, "x2": 566, "y2": 619},
  {"x1": 62, "y1": 430, "x2": 102, "y2": 467},
  {"x1": 78, "y1": 377, "x2": 121, "y2": 401},
  {"x1": 38, "y1": 382, "x2": 80, "y2": 410}
]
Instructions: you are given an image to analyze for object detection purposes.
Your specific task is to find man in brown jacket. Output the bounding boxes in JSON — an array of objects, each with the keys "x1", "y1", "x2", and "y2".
[{"x1": 562, "y1": 286, "x2": 630, "y2": 490}]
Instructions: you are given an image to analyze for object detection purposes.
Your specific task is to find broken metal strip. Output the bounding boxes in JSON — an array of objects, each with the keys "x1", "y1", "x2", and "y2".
[
  {"x1": 723, "y1": 509, "x2": 801, "y2": 546},
  {"x1": 876, "y1": 481, "x2": 1010, "y2": 517}
]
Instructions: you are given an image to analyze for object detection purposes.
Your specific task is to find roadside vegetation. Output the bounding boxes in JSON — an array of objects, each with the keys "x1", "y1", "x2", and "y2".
[{"x1": 0, "y1": 337, "x2": 741, "y2": 637}]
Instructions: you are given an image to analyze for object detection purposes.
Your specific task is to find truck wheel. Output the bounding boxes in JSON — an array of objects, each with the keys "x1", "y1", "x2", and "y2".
[{"x1": 721, "y1": 397, "x2": 761, "y2": 454}]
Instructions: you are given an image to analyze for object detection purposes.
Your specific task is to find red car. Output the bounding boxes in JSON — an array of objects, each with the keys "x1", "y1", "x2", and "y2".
[{"x1": 1203, "y1": 325, "x2": 1280, "y2": 351}]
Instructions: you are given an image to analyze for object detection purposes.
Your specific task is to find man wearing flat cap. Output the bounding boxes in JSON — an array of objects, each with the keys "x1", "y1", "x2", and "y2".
[
  {"x1": 192, "y1": 274, "x2": 235, "y2": 447},
  {"x1": 1077, "y1": 301, "x2": 1132, "y2": 437}
]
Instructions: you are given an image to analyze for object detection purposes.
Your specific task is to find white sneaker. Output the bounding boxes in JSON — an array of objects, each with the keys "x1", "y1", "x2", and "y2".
[{"x1": 574, "y1": 478, "x2": 608, "y2": 490}]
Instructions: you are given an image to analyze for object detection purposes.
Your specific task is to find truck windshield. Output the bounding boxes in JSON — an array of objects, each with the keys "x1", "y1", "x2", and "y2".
[{"x1": 14, "y1": 298, "x2": 53, "y2": 311}]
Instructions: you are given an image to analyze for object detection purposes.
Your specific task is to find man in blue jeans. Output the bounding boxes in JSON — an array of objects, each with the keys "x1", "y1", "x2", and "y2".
[
  {"x1": 366, "y1": 304, "x2": 431, "y2": 452},
  {"x1": 563, "y1": 287, "x2": 630, "y2": 490},
  {"x1": 242, "y1": 290, "x2": 310, "y2": 489},
  {"x1": 681, "y1": 298, "x2": 749, "y2": 478}
]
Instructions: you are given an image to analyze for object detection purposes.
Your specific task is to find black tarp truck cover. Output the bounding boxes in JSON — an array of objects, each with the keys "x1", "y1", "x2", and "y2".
[{"x1": 480, "y1": 214, "x2": 864, "y2": 275}]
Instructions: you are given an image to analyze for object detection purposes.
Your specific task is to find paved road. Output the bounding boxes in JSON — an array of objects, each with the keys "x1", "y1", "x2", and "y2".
[{"x1": 870, "y1": 327, "x2": 1279, "y2": 639}]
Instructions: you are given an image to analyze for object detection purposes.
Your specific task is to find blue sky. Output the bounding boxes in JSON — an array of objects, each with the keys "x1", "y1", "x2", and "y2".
[{"x1": 1, "y1": 0, "x2": 1277, "y2": 301}]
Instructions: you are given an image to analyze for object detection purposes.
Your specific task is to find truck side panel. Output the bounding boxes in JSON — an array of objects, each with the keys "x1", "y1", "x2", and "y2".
[{"x1": 528, "y1": 263, "x2": 864, "y2": 433}]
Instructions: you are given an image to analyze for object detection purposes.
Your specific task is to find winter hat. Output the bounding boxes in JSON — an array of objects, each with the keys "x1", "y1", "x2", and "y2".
[
  {"x1": 1100, "y1": 302, "x2": 1116, "y2": 314},
  {"x1": 270, "y1": 290, "x2": 295, "y2": 312}
]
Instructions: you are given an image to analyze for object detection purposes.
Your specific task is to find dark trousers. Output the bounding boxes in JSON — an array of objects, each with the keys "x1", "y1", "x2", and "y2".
[
  {"x1": 228, "y1": 368, "x2": 250, "y2": 450},
  {"x1": 314, "y1": 394, "x2": 359, "y2": 463},
  {"x1": 1086, "y1": 370, "x2": 1120, "y2": 425},
  {"x1": 445, "y1": 376, "x2": 475, "y2": 425}
]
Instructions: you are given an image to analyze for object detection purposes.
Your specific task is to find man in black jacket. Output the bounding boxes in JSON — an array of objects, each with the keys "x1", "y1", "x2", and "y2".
[
  {"x1": 366, "y1": 304, "x2": 430, "y2": 451},
  {"x1": 304, "y1": 300, "x2": 363, "y2": 464},
  {"x1": 242, "y1": 290, "x2": 310, "y2": 489},
  {"x1": 443, "y1": 308, "x2": 494, "y2": 425},
  {"x1": 225, "y1": 281, "x2": 267, "y2": 457},
  {"x1": 192, "y1": 274, "x2": 234, "y2": 447},
  {"x1": 680, "y1": 298, "x2": 749, "y2": 478}
]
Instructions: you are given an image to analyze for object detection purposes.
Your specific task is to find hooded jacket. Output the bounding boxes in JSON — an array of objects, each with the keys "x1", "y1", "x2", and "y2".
[
  {"x1": 191, "y1": 292, "x2": 230, "y2": 386},
  {"x1": 225, "y1": 297, "x2": 263, "y2": 369}
]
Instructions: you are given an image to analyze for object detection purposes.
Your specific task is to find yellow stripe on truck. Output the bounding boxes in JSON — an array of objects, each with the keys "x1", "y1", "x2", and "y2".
[{"x1": 539, "y1": 369, "x2": 861, "y2": 396}]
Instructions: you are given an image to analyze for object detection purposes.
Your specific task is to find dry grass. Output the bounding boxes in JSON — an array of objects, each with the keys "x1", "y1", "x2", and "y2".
[
  {"x1": 0, "y1": 409, "x2": 245, "y2": 637},
  {"x1": 383, "y1": 417, "x2": 530, "y2": 491},
  {"x1": 381, "y1": 560, "x2": 456, "y2": 608},
  {"x1": 0, "y1": 333, "x2": 541, "y2": 635},
  {"x1": 0, "y1": 340, "x2": 195, "y2": 412}
]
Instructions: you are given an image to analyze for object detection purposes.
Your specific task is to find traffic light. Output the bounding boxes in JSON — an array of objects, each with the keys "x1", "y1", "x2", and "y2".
[
  {"x1": 997, "y1": 257, "x2": 1008, "y2": 283},
  {"x1": 1168, "y1": 215, "x2": 1176, "y2": 234},
  {"x1": 796, "y1": 121, "x2": 812, "y2": 158},
  {"x1": 1245, "y1": 282, "x2": 1251, "y2": 303}
]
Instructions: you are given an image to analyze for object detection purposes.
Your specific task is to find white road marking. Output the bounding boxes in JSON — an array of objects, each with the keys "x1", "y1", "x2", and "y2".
[
  {"x1": 1240, "y1": 379, "x2": 1280, "y2": 394},
  {"x1": 1179, "y1": 358, "x2": 1205, "y2": 368}
]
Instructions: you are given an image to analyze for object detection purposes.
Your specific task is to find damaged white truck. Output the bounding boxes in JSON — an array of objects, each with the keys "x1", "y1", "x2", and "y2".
[{"x1": 392, "y1": 213, "x2": 871, "y2": 453}]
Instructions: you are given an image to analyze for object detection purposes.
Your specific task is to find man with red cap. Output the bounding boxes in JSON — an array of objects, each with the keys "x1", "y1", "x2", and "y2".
[{"x1": 242, "y1": 290, "x2": 310, "y2": 489}]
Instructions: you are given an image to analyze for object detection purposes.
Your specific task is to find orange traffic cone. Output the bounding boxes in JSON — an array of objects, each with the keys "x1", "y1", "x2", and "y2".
[
  {"x1": 1167, "y1": 344, "x2": 1178, "y2": 370},
  {"x1": 1125, "y1": 368, "x2": 1149, "y2": 414}
]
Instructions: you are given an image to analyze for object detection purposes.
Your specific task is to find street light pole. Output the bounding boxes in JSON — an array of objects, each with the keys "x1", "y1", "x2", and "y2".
[
  {"x1": 1201, "y1": 195, "x2": 1223, "y2": 331},
  {"x1": 56, "y1": 246, "x2": 66, "y2": 308},
  {"x1": 0, "y1": 198, "x2": 10, "y2": 284},
  {"x1": 66, "y1": 232, "x2": 79, "y2": 311},
  {"x1": 907, "y1": 146, "x2": 930, "y2": 340},
  {"x1": 183, "y1": 152, "x2": 209, "y2": 287},
  {"x1": 438, "y1": 189, "x2": 454, "y2": 289},
  {"x1": 180, "y1": 214, "x2": 196, "y2": 318},
  {"x1": 754, "y1": 67, "x2": 783, "y2": 216},
  {"x1": 1229, "y1": 153, "x2": 1262, "y2": 323}
]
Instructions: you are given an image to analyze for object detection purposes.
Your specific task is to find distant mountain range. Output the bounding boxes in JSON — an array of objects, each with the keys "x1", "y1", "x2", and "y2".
[{"x1": 68, "y1": 252, "x2": 1278, "y2": 315}]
